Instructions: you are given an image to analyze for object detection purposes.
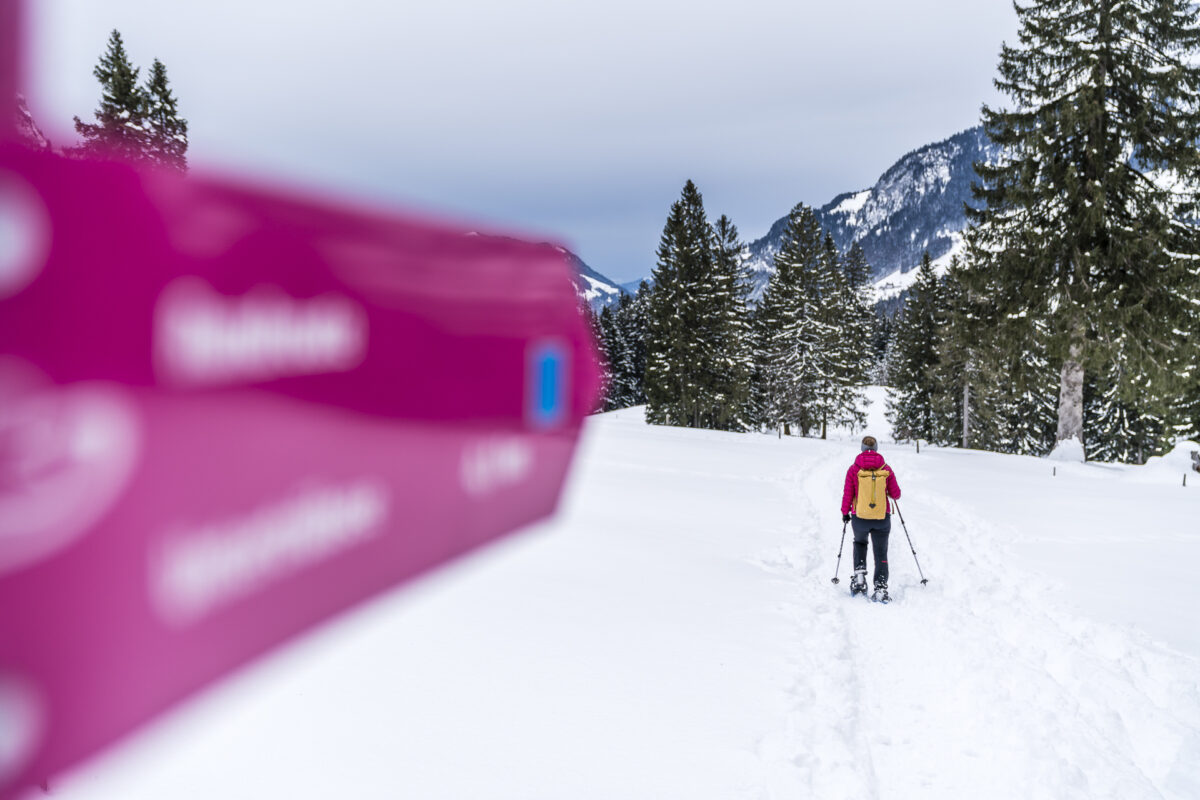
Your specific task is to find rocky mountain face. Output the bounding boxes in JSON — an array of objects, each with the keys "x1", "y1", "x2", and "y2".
[{"x1": 742, "y1": 126, "x2": 1000, "y2": 299}]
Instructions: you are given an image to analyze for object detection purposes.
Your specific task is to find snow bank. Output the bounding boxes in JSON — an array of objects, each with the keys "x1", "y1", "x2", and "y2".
[
  {"x1": 1047, "y1": 436, "x2": 1086, "y2": 462},
  {"x1": 1127, "y1": 439, "x2": 1200, "y2": 485}
]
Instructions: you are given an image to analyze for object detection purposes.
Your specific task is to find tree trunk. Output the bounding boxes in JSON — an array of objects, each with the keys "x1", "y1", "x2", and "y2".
[
  {"x1": 962, "y1": 381, "x2": 971, "y2": 449},
  {"x1": 1056, "y1": 336, "x2": 1085, "y2": 451}
]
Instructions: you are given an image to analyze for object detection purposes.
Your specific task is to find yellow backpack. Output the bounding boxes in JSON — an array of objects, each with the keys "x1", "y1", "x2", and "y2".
[{"x1": 854, "y1": 468, "x2": 890, "y2": 520}]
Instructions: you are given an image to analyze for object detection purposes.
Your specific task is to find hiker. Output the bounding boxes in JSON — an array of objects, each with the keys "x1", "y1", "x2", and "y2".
[{"x1": 841, "y1": 435, "x2": 901, "y2": 601}]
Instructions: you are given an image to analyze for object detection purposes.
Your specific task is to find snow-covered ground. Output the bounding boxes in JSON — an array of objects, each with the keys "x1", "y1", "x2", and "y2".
[{"x1": 49, "y1": 388, "x2": 1200, "y2": 799}]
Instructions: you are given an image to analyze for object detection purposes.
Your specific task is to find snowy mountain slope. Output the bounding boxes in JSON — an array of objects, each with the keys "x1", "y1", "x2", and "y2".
[
  {"x1": 51, "y1": 389, "x2": 1200, "y2": 799},
  {"x1": 558, "y1": 247, "x2": 626, "y2": 310},
  {"x1": 869, "y1": 234, "x2": 965, "y2": 302},
  {"x1": 744, "y1": 127, "x2": 999, "y2": 299}
]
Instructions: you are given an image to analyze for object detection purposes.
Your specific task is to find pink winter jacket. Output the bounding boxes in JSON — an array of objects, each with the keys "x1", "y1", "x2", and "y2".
[{"x1": 840, "y1": 450, "x2": 901, "y2": 516}]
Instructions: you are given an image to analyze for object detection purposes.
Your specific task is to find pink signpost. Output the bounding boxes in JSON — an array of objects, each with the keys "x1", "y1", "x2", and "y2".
[{"x1": 0, "y1": 6, "x2": 601, "y2": 796}]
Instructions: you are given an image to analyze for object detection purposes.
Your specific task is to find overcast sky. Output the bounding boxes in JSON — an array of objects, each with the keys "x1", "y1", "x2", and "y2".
[{"x1": 28, "y1": 1, "x2": 1018, "y2": 283}]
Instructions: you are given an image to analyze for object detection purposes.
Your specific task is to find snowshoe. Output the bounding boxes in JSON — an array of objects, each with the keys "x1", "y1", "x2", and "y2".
[
  {"x1": 871, "y1": 585, "x2": 890, "y2": 604},
  {"x1": 849, "y1": 570, "x2": 868, "y2": 597}
]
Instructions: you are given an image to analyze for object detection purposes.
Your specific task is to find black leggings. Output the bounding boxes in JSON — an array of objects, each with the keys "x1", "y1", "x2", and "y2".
[{"x1": 852, "y1": 517, "x2": 890, "y2": 586}]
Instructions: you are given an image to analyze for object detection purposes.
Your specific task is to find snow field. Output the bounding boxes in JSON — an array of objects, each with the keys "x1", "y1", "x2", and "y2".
[{"x1": 48, "y1": 389, "x2": 1200, "y2": 799}]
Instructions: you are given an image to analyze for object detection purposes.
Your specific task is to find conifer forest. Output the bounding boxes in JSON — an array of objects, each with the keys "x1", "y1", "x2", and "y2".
[{"x1": 592, "y1": 0, "x2": 1200, "y2": 465}]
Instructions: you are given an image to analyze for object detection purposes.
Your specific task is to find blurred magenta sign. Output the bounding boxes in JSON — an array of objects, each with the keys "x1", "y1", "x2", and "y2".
[{"x1": 0, "y1": 138, "x2": 600, "y2": 795}]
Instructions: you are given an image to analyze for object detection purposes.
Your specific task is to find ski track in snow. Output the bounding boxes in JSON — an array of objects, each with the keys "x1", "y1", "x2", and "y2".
[{"x1": 748, "y1": 426, "x2": 1200, "y2": 799}]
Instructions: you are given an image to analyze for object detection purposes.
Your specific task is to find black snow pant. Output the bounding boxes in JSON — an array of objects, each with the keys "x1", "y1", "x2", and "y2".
[{"x1": 852, "y1": 516, "x2": 890, "y2": 587}]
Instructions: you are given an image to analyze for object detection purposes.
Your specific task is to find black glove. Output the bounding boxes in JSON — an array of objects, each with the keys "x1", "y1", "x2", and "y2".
[{"x1": 842, "y1": 513, "x2": 851, "y2": 523}]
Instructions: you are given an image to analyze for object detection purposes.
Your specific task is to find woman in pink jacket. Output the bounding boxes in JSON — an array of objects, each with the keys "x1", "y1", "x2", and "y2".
[{"x1": 840, "y1": 435, "x2": 901, "y2": 601}]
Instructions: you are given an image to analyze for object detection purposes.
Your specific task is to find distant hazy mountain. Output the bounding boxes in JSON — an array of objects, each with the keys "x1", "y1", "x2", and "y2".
[
  {"x1": 556, "y1": 248, "x2": 627, "y2": 310},
  {"x1": 464, "y1": 233, "x2": 625, "y2": 311},
  {"x1": 14, "y1": 95, "x2": 51, "y2": 151},
  {"x1": 742, "y1": 126, "x2": 1000, "y2": 300}
]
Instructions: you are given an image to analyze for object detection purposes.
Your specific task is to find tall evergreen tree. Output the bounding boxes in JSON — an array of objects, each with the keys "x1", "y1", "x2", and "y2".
[
  {"x1": 949, "y1": 248, "x2": 1061, "y2": 455},
  {"x1": 930, "y1": 256, "x2": 1001, "y2": 449},
  {"x1": 583, "y1": 303, "x2": 607, "y2": 413},
  {"x1": 646, "y1": 200, "x2": 687, "y2": 425},
  {"x1": 1085, "y1": 350, "x2": 1172, "y2": 463},
  {"x1": 871, "y1": 308, "x2": 894, "y2": 386},
  {"x1": 1177, "y1": 381, "x2": 1200, "y2": 443},
  {"x1": 645, "y1": 181, "x2": 719, "y2": 427},
  {"x1": 1166, "y1": 287, "x2": 1200, "y2": 442},
  {"x1": 709, "y1": 214, "x2": 754, "y2": 430},
  {"x1": 832, "y1": 238, "x2": 874, "y2": 433},
  {"x1": 144, "y1": 58, "x2": 189, "y2": 172},
  {"x1": 73, "y1": 30, "x2": 149, "y2": 163},
  {"x1": 843, "y1": 242, "x2": 872, "y2": 290},
  {"x1": 887, "y1": 253, "x2": 942, "y2": 442},
  {"x1": 622, "y1": 282, "x2": 651, "y2": 406},
  {"x1": 752, "y1": 204, "x2": 827, "y2": 435},
  {"x1": 809, "y1": 234, "x2": 870, "y2": 437},
  {"x1": 991, "y1": 318, "x2": 1060, "y2": 456},
  {"x1": 969, "y1": 0, "x2": 1200, "y2": 457},
  {"x1": 598, "y1": 305, "x2": 624, "y2": 410}
]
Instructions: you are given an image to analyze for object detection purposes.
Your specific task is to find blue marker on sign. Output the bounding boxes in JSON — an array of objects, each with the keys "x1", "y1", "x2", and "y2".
[{"x1": 527, "y1": 340, "x2": 569, "y2": 429}]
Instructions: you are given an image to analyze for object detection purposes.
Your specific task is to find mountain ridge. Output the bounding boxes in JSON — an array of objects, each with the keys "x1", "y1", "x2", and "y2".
[{"x1": 742, "y1": 126, "x2": 1000, "y2": 299}]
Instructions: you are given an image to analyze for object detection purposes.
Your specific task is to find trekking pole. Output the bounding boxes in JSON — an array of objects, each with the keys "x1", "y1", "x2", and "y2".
[
  {"x1": 893, "y1": 501, "x2": 929, "y2": 585},
  {"x1": 830, "y1": 520, "x2": 849, "y2": 584}
]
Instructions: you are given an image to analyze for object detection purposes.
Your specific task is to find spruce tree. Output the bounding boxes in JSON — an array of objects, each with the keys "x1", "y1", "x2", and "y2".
[
  {"x1": 583, "y1": 303, "x2": 607, "y2": 413},
  {"x1": 969, "y1": 0, "x2": 1200, "y2": 457},
  {"x1": 830, "y1": 238, "x2": 873, "y2": 434},
  {"x1": 1085, "y1": 351, "x2": 1171, "y2": 463},
  {"x1": 1166, "y1": 288, "x2": 1200, "y2": 443},
  {"x1": 622, "y1": 283, "x2": 651, "y2": 406},
  {"x1": 144, "y1": 58, "x2": 188, "y2": 172},
  {"x1": 598, "y1": 305, "x2": 623, "y2": 410},
  {"x1": 645, "y1": 203, "x2": 685, "y2": 425},
  {"x1": 941, "y1": 252, "x2": 1059, "y2": 455},
  {"x1": 709, "y1": 215, "x2": 754, "y2": 430},
  {"x1": 807, "y1": 235, "x2": 869, "y2": 437},
  {"x1": 991, "y1": 319, "x2": 1060, "y2": 456},
  {"x1": 752, "y1": 204, "x2": 826, "y2": 435},
  {"x1": 1176, "y1": 380, "x2": 1200, "y2": 443},
  {"x1": 871, "y1": 309, "x2": 894, "y2": 386},
  {"x1": 931, "y1": 257, "x2": 1000, "y2": 449},
  {"x1": 887, "y1": 253, "x2": 941, "y2": 443},
  {"x1": 645, "y1": 181, "x2": 719, "y2": 427},
  {"x1": 842, "y1": 242, "x2": 872, "y2": 291},
  {"x1": 74, "y1": 30, "x2": 149, "y2": 163}
]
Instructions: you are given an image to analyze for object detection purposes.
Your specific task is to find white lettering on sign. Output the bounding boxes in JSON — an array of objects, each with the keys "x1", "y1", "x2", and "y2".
[
  {"x1": 460, "y1": 437, "x2": 533, "y2": 496},
  {"x1": 155, "y1": 279, "x2": 367, "y2": 386},
  {"x1": 151, "y1": 481, "x2": 390, "y2": 626}
]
